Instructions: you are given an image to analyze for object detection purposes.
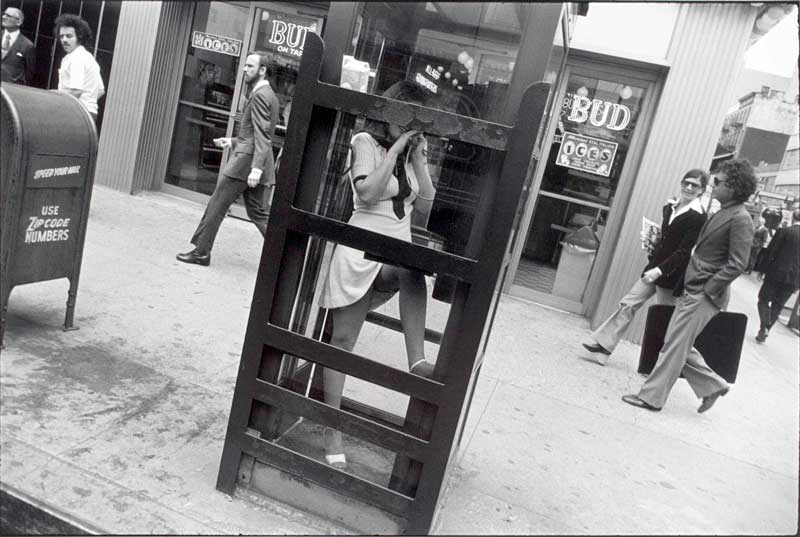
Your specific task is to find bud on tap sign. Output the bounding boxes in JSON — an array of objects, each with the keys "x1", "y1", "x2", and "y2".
[
  {"x1": 562, "y1": 92, "x2": 631, "y2": 132},
  {"x1": 261, "y1": 11, "x2": 319, "y2": 59}
]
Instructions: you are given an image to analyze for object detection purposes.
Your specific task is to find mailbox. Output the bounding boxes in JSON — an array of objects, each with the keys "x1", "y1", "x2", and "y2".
[{"x1": 1, "y1": 84, "x2": 98, "y2": 347}]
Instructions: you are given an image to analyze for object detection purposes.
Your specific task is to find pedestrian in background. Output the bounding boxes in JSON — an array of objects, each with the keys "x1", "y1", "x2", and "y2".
[
  {"x1": 622, "y1": 159, "x2": 757, "y2": 414},
  {"x1": 177, "y1": 51, "x2": 280, "y2": 267},
  {"x1": 755, "y1": 209, "x2": 800, "y2": 342},
  {"x1": 746, "y1": 217, "x2": 768, "y2": 274},
  {"x1": 54, "y1": 14, "x2": 105, "y2": 123},
  {"x1": 1, "y1": 6, "x2": 36, "y2": 85},
  {"x1": 582, "y1": 169, "x2": 708, "y2": 363}
]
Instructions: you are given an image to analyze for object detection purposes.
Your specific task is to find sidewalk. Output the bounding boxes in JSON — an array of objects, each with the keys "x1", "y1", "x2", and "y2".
[{"x1": 1, "y1": 186, "x2": 797, "y2": 534}]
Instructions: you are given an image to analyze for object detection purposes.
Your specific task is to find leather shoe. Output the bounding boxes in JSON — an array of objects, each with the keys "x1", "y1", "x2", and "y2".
[
  {"x1": 755, "y1": 328, "x2": 768, "y2": 343},
  {"x1": 621, "y1": 394, "x2": 661, "y2": 412},
  {"x1": 582, "y1": 342, "x2": 611, "y2": 356},
  {"x1": 697, "y1": 387, "x2": 729, "y2": 414},
  {"x1": 176, "y1": 249, "x2": 210, "y2": 266}
]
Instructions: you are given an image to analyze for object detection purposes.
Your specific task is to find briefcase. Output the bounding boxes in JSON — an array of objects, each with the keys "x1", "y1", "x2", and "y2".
[{"x1": 637, "y1": 305, "x2": 747, "y2": 383}]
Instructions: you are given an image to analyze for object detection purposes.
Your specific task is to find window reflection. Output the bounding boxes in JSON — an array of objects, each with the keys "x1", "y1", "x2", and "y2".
[
  {"x1": 349, "y1": 2, "x2": 525, "y2": 121},
  {"x1": 165, "y1": 1, "x2": 248, "y2": 194}
]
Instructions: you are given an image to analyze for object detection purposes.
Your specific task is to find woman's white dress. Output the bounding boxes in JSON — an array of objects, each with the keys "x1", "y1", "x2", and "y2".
[{"x1": 320, "y1": 132, "x2": 421, "y2": 309}]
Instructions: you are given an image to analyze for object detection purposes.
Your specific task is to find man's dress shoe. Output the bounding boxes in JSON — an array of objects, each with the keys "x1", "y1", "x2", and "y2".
[
  {"x1": 755, "y1": 328, "x2": 768, "y2": 343},
  {"x1": 582, "y1": 342, "x2": 611, "y2": 356},
  {"x1": 176, "y1": 249, "x2": 210, "y2": 266},
  {"x1": 621, "y1": 394, "x2": 661, "y2": 412},
  {"x1": 697, "y1": 387, "x2": 729, "y2": 414}
]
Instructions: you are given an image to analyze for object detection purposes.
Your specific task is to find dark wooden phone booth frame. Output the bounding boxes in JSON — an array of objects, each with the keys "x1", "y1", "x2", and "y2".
[{"x1": 216, "y1": 29, "x2": 550, "y2": 534}]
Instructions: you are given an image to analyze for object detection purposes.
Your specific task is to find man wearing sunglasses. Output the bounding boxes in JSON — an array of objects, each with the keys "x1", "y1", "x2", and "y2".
[
  {"x1": 623, "y1": 159, "x2": 757, "y2": 414},
  {"x1": 583, "y1": 169, "x2": 708, "y2": 362},
  {"x1": 1, "y1": 7, "x2": 36, "y2": 86}
]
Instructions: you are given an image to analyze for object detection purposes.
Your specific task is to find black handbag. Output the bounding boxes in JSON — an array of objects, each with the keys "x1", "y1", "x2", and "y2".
[{"x1": 638, "y1": 304, "x2": 747, "y2": 383}]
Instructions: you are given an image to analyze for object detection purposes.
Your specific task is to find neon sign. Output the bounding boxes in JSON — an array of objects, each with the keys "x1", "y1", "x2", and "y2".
[{"x1": 564, "y1": 94, "x2": 631, "y2": 131}]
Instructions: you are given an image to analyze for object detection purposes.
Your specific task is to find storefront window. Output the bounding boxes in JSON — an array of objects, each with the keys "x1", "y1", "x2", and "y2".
[
  {"x1": 245, "y1": 6, "x2": 323, "y2": 123},
  {"x1": 8, "y1": 0, "x2": 121, "y2": 130},
  {"x1": 165, "y1": 1, "x2": 249, "y2": 195},
  {"x1": 348, "y1": 2, "x2": 525, "y2": 122},
  {"x1": 164, "y1": 1, "x2": 328, "y2": 198},
  {"x1": 513, "y1": 69, "x2": 648, "y2": 303}
]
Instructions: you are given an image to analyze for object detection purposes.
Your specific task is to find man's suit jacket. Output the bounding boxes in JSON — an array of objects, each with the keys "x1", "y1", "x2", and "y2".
[
  {"x1": 644, "y1": 201, "x2": 707, "y2": 293},
  {"x1": 683, "y1": 202, "x2": 754, "y2": 310},
  {"x1": 1, "y1": 32, "x2": 36, "y2": 85},
  {"x1": 759, "y1": 224, "x2": 800, "y2": 288},
  {"x1": 222, "y1": 82, "x2": 280, "y2": 186}
]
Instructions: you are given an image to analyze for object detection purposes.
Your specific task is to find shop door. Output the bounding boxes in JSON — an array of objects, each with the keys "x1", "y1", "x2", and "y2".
[
  {"x1": 506, "y1": 61, "x2": 658, "y2": 313},
  {"x1": 226, "y1": 2, "x2": 325, "y2": 220},
  {"x1": 163, "y1": 1, "x2": 326, "y2": 216}
]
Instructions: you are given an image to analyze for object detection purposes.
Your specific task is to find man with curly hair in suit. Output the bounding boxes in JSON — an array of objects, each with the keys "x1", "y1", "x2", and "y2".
[{"x1": 622, "y1": 159, "x2": 757, "y2": 413}]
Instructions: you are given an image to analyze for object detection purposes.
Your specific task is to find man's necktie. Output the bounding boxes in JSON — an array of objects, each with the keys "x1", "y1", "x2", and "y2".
[{"x1": 1, "y1": 33, "x2": 11, "y2": 60}]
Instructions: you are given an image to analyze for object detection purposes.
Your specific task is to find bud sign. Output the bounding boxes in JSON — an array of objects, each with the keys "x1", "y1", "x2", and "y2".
[
  {"x1": 260, "y1": 11, "x2": 320, "y2": 59},
  {"x1": 562, "y1": 92, "x2": 631, "y2": 131}
]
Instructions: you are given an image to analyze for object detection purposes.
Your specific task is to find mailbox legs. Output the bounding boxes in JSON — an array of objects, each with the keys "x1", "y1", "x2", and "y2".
[
  {"x1": 0, "y1": 294, "x2": 8, "y2": 349},
  {"x1": 62, "y1": 280, "x2": 79, "y2": 332}
]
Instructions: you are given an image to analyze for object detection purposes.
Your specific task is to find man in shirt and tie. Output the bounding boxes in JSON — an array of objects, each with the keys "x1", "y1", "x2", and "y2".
[
  {"x1": 1, "y1": 7, "x2": 36, "y2": 86},
  {"x1": 177, "y1": 51, "x2": 281, "y2": 266},
  {"x1": 622, "y1": 159, "x2": 757, "y2": 414}
]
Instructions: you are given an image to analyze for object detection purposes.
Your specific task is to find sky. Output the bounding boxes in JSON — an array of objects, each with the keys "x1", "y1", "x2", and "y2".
[{"x1": 744, "y1": 5, "x2": 799, "y2": 77}]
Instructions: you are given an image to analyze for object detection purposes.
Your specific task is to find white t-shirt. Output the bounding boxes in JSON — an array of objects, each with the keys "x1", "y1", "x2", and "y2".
[{"x1": 58, "y1": 45, "x2": 105, "y2": 115}]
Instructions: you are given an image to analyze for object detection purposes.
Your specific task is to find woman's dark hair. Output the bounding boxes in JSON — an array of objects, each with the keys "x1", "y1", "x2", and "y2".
[
  {"x1": 54, "y1": 14, "x2": 93, "y2": 47},
  {"x1": 683, "y1": 168, "x2": 709, "y2": 188},
  {"x1": 360, "y1": 80, "x2": 432, "y2": 146},
  {"x1": 718, "y1": 159, "x2": 758, "y2": 203}
]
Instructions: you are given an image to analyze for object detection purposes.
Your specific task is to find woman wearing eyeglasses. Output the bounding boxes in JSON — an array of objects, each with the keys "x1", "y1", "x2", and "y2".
[{"x1": 582, "y1": 169, "x2": 709, "y2": 363}]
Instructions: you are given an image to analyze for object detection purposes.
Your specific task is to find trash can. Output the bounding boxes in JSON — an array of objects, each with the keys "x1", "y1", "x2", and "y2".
[
  {"x1": 1, "y1": 84, "x2": 98, "y2": 347},
  {"x1": 552, "y1": 225, "x2": 598, "y2": 302}
]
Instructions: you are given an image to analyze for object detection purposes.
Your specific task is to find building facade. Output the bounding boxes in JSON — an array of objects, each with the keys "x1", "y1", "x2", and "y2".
[
  {"x1": 8, "y1": 1, "x2": 777, "y2": 345},
  {"x1": 775, "y1": 132, "x2": 799, "y2": 197},
  {"x1": 716, "y1": 87, "x2": 799, "y2": 190}
]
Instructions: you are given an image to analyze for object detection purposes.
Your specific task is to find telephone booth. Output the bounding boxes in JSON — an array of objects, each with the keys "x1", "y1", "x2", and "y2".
[{"x1": 216, "y1": 3, "x2": 570, "y2": 533}]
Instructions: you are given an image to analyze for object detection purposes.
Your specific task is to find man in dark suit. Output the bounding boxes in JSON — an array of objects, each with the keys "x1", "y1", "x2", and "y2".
[
  {"x1": 622, "y1": 159, "x2": 757, "y2": 413},
  {"x1": 177, "y1": 50, "x2": 281, "y2": 266},
  {"x1": 1, "y1": 7, "x2": 36, "y2": 86},
  {"x1": 755, "y1": 209, "x2": 800, "y2": 342}
]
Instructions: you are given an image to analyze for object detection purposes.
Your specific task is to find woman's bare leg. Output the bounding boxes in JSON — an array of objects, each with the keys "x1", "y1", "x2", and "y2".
[
  {"x1": 322, "y1": 290, "x2": 372, "y2": 459},
  {"x1": 378, "y1": 266, "x2": 430, "y2": 373}
]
